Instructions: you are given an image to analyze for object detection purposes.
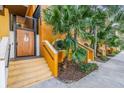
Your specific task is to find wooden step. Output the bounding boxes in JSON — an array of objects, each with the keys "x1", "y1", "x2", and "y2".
[
  {"x1": 8, "y1": 69, "x2": 51, "y2": 85},
  {"x1": 10, "y1": 58, "x2": 45, "y2": 66},
  {"x1": 7, "y1": 58, "x2": 52, "y2": 88},
  {"x1": 8, "y1": 72, "x2": 52, "y2": 88},
  {"x1": 9, "y1": 61, "x2": 46, "y2": 71},
  {"x1": 8, "y1": 64, "x2": 49, "y2": 77},
  {"x1": 25, "y1": 76, "x2": 52, "y2": 88}
]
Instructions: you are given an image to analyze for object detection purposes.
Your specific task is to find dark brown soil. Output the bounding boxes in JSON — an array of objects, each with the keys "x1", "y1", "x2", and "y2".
[{"x1": 58, "y1": 60, "x2": 90, "y2": 83}]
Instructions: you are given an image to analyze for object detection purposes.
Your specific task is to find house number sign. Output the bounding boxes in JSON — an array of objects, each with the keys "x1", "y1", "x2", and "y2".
[{"x1": 24, "y1": 33, "x2": 29, "y2": 42}]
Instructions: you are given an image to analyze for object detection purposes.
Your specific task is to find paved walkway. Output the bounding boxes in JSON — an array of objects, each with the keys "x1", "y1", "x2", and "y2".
[{"x1": 31, "y1": 51, "x2": 124, "y2": 88}]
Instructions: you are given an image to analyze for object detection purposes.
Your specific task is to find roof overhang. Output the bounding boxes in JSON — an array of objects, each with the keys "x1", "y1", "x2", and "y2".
[
  {"x1": 0, "y1": 5, "x2": 4, "y2": 15},
  {"x1": 5, "y1": 5, "x2": 28, "y2": 16}
]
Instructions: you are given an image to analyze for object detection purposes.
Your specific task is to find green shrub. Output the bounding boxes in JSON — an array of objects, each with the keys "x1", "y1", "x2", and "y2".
[
  {"x1": 99, "y1": 56, "x2": 108, "y2": 61},
  {"x1": 72, "y1": 47, "x2": 87, "y2": 63},
  {"x1": 79, "y1": 63, "x2": 98, "y2": 74},
  {"x1": 121, "y1": 44, "x2": 124, "y2": 50},
  {"x1": 53, "y1": 39, "x2": 65, "y2": 50},
  {"x1": 111, "y1": 51, "x2": 120, "y2": 56}
]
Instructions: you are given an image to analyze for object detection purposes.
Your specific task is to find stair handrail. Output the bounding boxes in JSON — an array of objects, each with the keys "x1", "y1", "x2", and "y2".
[
  {"x1": 78, "y1": 41, "x2": 94, "y2": 52},
  {"x1": 78, "y1": 41, "x2": 94, "y2": 62},
  {"x1": 6, "y1": 44, "x2": 11, "y2": 68},
  {"x1": 42, "y1": 40, "x2": 58, "y2": 77}
]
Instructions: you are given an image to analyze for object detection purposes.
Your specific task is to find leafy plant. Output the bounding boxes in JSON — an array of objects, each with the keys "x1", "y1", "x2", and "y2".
[
  {"x1": 108, "y1": 35, "x2": 121, "y2": 47},
  {"x1": 43, "y1": 6, "x2": 89, "y2": 62},
  {"x1": 72, "y1": 47, "x2": 87, "y2": 64},
  {"x1": 79, "y1": 63, "x2": 98, "y2": 74},
  {"x1": 53, "y1": 39, "x2": 65, "y2": 50},
  {"x1": 108, "y1": 50, "x2": 120, "y2": 56},
  {"x1": 43, "y1": 5, "x2": 124, "y2": 64},
  {"x1": 99, "y1": 56, "x2": 109, "y2": 61}
]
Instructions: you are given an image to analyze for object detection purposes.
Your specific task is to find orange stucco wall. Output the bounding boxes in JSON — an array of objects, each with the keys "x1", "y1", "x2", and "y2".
[
  {"x1": 40, "y1": 21, "x2": 65, "y2": 43},
  {"x1": 40, "y1": 6, "x2": 65, "y2": 43},
  {"x1": 0, "y1": 8, "x2": 9, "y2": 38},
  {"x1": 40, "y1": 5, "x2": 65, "y2": 56}
]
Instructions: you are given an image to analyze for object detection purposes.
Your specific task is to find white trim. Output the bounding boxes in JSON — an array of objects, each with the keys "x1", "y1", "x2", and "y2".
[
  {"x1": 0, "y1": 37, "x2": 9, "y2": 60},
  {"x1": 36, "y1": 35, "x2": 40, "y2": 56},
  {"x1": 0, "y1": 37, "x2": 9, "y2": 88},
  {"x1": 9, "y1": 31, "x2": 15, "y2": 58},
  {"x1": 0, "y1": 61, "x2": 6, "y2": 88}
]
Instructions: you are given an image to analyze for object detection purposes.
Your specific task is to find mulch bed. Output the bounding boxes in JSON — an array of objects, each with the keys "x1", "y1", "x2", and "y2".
[{"x1": 58, "y1": 61, "x2": 97, "y2": 83}]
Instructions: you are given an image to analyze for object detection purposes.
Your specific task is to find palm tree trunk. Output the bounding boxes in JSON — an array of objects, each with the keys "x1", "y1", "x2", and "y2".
[
  {"x1": 94, "y1": 28, "x2": 97, "y2": 58},
  {"x1": 74, "y1": 31, "x2": 77, "y2": 40}
]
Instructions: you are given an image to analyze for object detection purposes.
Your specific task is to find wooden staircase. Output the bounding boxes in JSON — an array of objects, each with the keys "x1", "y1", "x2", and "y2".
[{"x1": 7, "y1": 58, "x2": 52, "y2": 88}]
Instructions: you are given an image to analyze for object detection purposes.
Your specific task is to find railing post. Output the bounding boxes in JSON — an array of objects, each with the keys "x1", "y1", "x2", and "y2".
[{"x1": 54, "y1": 53, "x2": 58, "y2": 77}]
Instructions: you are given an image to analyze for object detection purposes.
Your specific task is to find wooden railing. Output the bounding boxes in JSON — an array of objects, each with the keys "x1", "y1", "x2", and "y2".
[
  {"x1": 41, "y1": 40, "x2": 58, "y2": 77},
  {"x1": 41, "y1": 40, "x2": 94, "y2": 77},
  {"x1": 78, "y1": 42, "x2": 94, "y2": 62}
]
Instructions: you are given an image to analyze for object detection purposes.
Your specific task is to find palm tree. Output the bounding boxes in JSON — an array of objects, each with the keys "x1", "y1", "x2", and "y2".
[
  {"x1": 78, "y1": 6, "x2": 107, "y2": 58},
  {"x1": 100, "y1": 6, "x2": 124, "y2": 54},
  {"x1": 43, "y1": 5, "x2": 124, "y2": 62},
  {"x1": 43, "y1": 5, "x2": 91, "y2": 64}
]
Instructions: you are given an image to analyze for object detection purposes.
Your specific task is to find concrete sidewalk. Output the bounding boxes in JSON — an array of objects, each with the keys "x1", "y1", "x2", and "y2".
[{"x1": 31, "y1": 51, "x2": 124, "y2": 88}]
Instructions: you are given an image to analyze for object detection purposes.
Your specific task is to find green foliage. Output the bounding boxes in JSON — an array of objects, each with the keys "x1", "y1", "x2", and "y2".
[
  {"x1": 72, "y1": 47, "x2": 87, "y2": 63},
  {"x1": 121, "y1": 46, "x2": 124, "y2": 50},
  {"x1": 43, "y1": 6, "x2": 92, "y2": 35},
  {"x1": 108, "y1": 35, "x2": 121, "y2": 47},
  {"x1": 64, "y1": 33, "x2": 77, "y2": 52},
  {"x1": 53, "y1": 39, "x2": 65, "y2": 50},
  {"x1": 99, "y1": 56, "x2": 109, "y2": 61},
  {"x1": 79, "y1": 63, "x2": 98, "y2": 74},
  {"x1": 108, "y1": 51, "x2": 120, "y2": 56},
  {"x1": 44, "y1": 6, "x2": 90, "y2": 61},
  {"x1": 44, "y1": 5, "x2": 124, "y2": 61},
  {"x1": 121, "y1": 44, "x2": 124, "y2": 50}
]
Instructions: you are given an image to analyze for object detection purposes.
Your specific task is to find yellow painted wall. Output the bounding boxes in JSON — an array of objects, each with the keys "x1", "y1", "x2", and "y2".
[{"x1": 0, "y1": 8, "x2": 9, "y2": 37}]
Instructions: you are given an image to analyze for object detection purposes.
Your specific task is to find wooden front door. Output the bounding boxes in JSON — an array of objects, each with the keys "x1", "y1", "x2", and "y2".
[{"x1": 16, "y1": 29, "x2": 34, "y2": 57}]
